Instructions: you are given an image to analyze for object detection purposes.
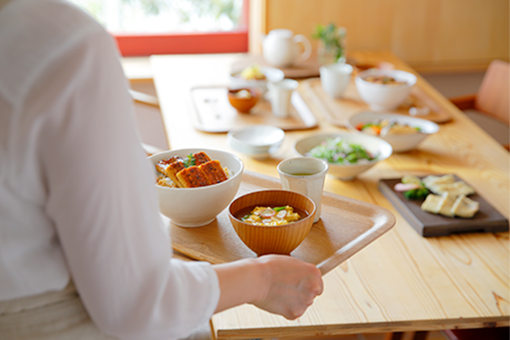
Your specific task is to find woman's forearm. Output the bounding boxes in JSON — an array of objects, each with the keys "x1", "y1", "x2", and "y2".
[{"x1": 213, "y1": 255, "x2": 323, "y2": 320}]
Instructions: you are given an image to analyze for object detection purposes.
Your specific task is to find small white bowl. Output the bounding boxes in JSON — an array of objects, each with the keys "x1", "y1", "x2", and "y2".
[
  {"x1": 227, "y1": 125, "x2": 285, "y2": 159},
  {"x1": 347, "y1": 111, "x2": 439, "y2": 152},
  {"x1": 229, "y1": 67, "x2": 285, "y2": 94},
  {"x1": 355, "y1": 69, "x2": 417, "y2": 111},
  {"x1": 148, "y1": 148, "x2": 244, "y2": 227},
  {"x1": 294, "y1": 132, "x2": 392, "y2": 180}
]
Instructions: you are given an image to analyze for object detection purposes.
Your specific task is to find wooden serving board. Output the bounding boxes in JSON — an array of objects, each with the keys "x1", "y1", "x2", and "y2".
[
  {"x1": 230, "y1": 54, "x2": 321, "y2": 79},
  {"x1": 302, "y1": 77, "x2": 452, "y2": 126},
  {"x1": 167, "y1": 171, "x2": 396, "y2": 275},
  {"x1": 189, "y1": 85, "x2": 318, "y2": 133},
  {"x1": 378, "y1": 176, "x2": 509, "y2": 237}
]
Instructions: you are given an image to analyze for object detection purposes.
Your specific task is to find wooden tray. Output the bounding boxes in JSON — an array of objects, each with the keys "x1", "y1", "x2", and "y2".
[
  {"x1": 231, "y1": 54, "x2": 320, "y2": 79},
  {"x1": 189, "y1": 85, "x2": 318, "y2": 133},
  {"x1": 302, "y1": 78, "x2": 452, "y2": 126},
  {"x1": 379, "y1": 176, "x2": 509, "y2": 237},
  {"x1": 167, "y1": 171, "x2": 396, "y2": 275}
]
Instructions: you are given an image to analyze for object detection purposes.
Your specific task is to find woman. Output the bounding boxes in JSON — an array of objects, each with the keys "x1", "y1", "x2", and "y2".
[{"x1": 0, "y1": 0, "x2": 323, "y2": 339}]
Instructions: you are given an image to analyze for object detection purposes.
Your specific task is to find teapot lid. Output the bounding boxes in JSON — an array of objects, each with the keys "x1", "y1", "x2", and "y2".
[{"x1": 268, "y1": 29, "x2": 293, "y2": 38}]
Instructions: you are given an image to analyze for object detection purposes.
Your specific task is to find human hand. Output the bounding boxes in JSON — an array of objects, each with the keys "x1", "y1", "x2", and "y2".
[{"x1": 253, "y1": 255, "x2": 323, "y2": 320}]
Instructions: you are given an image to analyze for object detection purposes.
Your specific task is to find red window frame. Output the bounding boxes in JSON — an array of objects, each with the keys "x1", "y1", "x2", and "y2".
[{"x1": 112, "y1": 0, "x2": 249, "y2": 57}]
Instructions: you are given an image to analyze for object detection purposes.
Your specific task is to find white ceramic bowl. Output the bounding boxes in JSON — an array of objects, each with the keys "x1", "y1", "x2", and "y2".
[
  {"x1": 148, "y1": 148, "x2": 244, "y2": 227},
  {"x1": 355, "y1": 69, "x2": 417, "y2": 111},
  {"x1": 229, "y1": 66, "x2": 285, "y2": 94},
  {"x1": 347, "y1": 111, "x2": 439, "y2": 152},
  {"x1": 294, "y1": 132, "x2": 393, "y2": 180},
  {"x1": 227, "y1": 125, "x2": 285, "y2": 159}
]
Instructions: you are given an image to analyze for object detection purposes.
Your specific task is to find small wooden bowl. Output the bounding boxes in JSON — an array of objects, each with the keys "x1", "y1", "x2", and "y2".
[
  {"x1": 228, "y1": 189, "x2": 316, "y2": 256},
  {"x1": 227, "y1": 88, "x2": 261, "y2": 113}
]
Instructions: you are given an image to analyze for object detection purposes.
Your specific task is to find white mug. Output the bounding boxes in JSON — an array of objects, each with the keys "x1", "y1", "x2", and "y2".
[
  {"x1": 277, "y1": 157, "x2": 329, "y2": 223},
  {"x1": 268, "y1": 79, "x2": 299, "y2": 118},
  {"x1": 320, "y1": 63, "x2": 353, "y2": 98}
]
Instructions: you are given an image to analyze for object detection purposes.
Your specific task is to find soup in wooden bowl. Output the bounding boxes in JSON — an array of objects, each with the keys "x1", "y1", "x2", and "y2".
[{"x1": 228, "y1": 189, "x2": 316, "y2": 256}]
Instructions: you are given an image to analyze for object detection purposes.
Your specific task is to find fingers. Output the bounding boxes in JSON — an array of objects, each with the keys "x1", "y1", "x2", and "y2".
[{"x1": 252, "y1": 255, "x2": 324, "y2": 320}]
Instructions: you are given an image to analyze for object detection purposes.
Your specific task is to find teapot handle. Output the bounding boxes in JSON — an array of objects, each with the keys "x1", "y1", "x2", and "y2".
[{"x1": 293, "y1": 34, "x2": 312, "y2": 63}]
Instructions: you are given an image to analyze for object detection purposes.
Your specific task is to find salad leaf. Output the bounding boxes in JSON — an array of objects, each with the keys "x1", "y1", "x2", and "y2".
[
  {"x1": 403, "y1": 187, "x2": 429, "y2": 200},
  {"x1": 307, "y1": 137, "x2": 378, "y2": 164}
]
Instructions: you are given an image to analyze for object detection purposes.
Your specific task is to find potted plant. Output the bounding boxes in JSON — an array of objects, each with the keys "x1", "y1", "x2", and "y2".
[{"x1": 312, "y1": 23, "x2": 347, "y2": 65}]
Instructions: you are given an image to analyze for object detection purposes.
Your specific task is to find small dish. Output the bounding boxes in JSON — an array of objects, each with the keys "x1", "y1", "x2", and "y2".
[
  {"x1": 227, "y1": 125, "x2": 285, "y2": 159},
  {"x1": 355, "y1": 69, "x2": 417, "y2": 111},
  {"x1": 228, "y1": 189, "x2": 316, "y2": 256},
  {"x1": 294, "y1": 132, "x2": 392, "y2": 180},
  {"x1": 227, "y1": 88, "x2": 261, "y2": 113},
  {"x1": 347, "y1": 111, "x2": 439, "y2": 152}
]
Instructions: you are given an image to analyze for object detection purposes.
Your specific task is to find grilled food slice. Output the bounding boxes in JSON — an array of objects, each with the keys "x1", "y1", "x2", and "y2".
[
  {"x1": 199, "y1": 160, "x2": 228, "y2": 185},
  {"x1": 451, "y1": 195, "x2": 479, "y2": 218},
  {"x1": 156, "y1": 156, "x2": 181, "y2": 176},
  {"x1": 436, "y1": 192, "x2": 456, "y2": 217},
  {"x1": 165, "y1": 159, "x2": 186, "y2": 188},
  {"x1": 177, "y1": 166, "x2": 210, "y2": 188},
  {"x1": 157, "y1": 176, "x2": 177, "y2": 188},
  {"x1": 193, "y1": 151, "x2": 212, "y2": 165}
]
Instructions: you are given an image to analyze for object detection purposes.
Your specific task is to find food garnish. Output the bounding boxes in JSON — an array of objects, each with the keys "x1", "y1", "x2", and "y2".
[
  {"x1": 183, "y1": 153, "x2": 197, "y2": 168},
  {"x1": 241, "y1": 206, "x2": 301, "y2": 226},
  {"x1": 394, "y1": 175, "x2": 429, "y2": 200},
  {"x1": 307, "y1": 137, "x2": 378, "y2": 165}
]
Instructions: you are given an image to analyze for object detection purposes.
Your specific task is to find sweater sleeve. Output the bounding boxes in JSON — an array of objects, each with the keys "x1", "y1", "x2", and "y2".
[{"x1": 36, "y1": 21, "x2": 220, "y2": 340}]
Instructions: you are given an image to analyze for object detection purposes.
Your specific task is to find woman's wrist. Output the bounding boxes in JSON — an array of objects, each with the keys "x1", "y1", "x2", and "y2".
[{"x1": 212, "y1": 258, "x2": 269, "y2": 313}]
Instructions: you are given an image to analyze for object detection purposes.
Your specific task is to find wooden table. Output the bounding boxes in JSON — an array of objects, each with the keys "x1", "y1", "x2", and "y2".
[{"x1": 150, "y1": 51, "x2": 509, "y2": 339}]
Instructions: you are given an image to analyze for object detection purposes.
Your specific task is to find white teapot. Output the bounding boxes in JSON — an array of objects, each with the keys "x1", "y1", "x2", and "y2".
[{"x1": 261, "y1": 29, "x2": 312, "y2": 68}]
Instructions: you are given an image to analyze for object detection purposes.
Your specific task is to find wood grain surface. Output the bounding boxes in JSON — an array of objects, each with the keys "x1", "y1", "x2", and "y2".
[
  {"x1": 151, "y1": 51, "x2": 509, "y2": 339},
  {"x1": 258, "y1": 0, "x2": 509, "y2": 73},
  {"x1": 167, "y1": 171, "x2": 395, "y2": 275},
  {"x1": 302, "y1": 77, "x2": 452, "y2": 126}
]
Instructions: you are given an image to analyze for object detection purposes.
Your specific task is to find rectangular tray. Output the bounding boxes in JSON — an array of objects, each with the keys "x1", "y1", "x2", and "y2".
[
  {"x1": 379, "y1": 176, "x2": 509, "y2": 237},
  {"x1": 302, "y1": 78, "x2": 452, "y2": 126},
  {"x1": 189, "y1": 85, "x2": 318, "y2": 133},
  {"x1": 167, "y1": 171, "x2": 396, "y2": 275}
]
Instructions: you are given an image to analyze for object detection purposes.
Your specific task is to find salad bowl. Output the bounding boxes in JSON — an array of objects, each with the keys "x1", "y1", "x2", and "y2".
[
  {"x1": 347, "y1": 111, "x2": 439, "y2": 152},
  {"x1": 294, "y1": 132, "x2": 392, "y2": 180}
]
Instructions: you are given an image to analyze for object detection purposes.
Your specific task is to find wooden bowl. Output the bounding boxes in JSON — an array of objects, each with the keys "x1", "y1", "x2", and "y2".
[
  {"x1": 227, "y1": 88, "x2": 261, "y2": 113},
  {"x1": 228, "y1": 189, "x2": 316, "y2": 256}
]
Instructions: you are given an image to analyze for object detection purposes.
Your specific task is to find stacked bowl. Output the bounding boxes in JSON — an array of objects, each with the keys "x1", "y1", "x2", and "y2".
[{"x1": 227, "y1": 125, "x2": 285, "y2": 159}]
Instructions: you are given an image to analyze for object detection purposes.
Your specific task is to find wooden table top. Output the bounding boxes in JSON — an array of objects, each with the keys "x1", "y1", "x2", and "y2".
[{"x1": 150, "y1": 51, "x2": 509, "y2": 339}]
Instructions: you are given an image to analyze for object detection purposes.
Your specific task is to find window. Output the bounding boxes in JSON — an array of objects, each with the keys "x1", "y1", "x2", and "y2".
[{"x1": 69, "y1": 0, "x2": 249, "y2": 56}]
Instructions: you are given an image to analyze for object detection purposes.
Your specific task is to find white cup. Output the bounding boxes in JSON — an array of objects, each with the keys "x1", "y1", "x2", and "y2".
[
  {"x1": 320, "y1": 63, "x2": 353, "y2": 98},
  {"x1": 267, "y1": 79, "x2": 299, "y2": 118},
  {"x1": 277, "y1": 157, "x2": 329, "y2": 223}
]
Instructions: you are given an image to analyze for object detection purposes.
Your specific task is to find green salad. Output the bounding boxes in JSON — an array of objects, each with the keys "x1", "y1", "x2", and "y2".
[{"x1": 307, "y1": 137, "x2": 378, "y2": 164}]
